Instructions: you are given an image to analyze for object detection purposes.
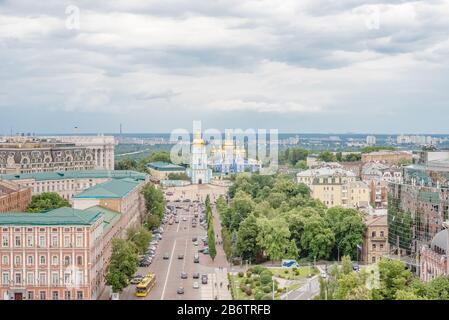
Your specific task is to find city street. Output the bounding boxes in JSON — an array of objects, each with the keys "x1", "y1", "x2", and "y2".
[{"x1": 118, "y1": 184, "x2": 231, "y2": 300}]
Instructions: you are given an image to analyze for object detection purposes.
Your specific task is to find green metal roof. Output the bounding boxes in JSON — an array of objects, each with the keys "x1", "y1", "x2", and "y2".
[
  {"x1": 83, "y1": 206, "x2": 120, "y2": 231},
  {"x1": 73, "y1": 178, "x2": 142, "y2": 199},
  {"x1": 0, "y1": 207, "x2": 102, "y2": 226},
  {"x1": 418, "y1": 191, "x2": 440, "y2": 204},
  {"x1": 0, "y1": 170, "x2": 148, "y2": 182},
  {"x1": 146, "y1": 162, "x2": 185, "y2": 171}
]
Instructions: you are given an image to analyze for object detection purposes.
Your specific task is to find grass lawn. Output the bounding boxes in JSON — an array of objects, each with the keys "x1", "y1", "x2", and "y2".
[{"x1": 270, "y1": 266, "x2": 318, "y2": 280}]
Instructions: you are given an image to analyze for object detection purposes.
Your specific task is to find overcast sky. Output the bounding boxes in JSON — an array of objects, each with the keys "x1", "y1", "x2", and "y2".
[{"x1": 1, "y1": 0, "x2": 449, "y2": 134}]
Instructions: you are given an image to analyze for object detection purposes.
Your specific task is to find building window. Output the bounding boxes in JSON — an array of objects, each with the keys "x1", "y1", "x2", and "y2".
[
  {"x1": 2, "y1": 272, "x2": 10, "y2": 285},
  {"x1": 64, "y1": 235, "x2": 70, "y2": 248},
  {"x1": 39, "y1": 273, "x2": 46, "y2": 285},
  {"x1": 14, "y1": 255, "x2": 21, "y2": 266},
  {"x1": 380, "y1": 231, "x2": 384, "y2": 237},
  {"x1": 64, "y1": 256, "x2": 70, "y2": 266},
  {"x1": 39, "y1": 235, "x2": 45, "y2": 248},
  {"x1": 27, "y1": 255, "x2": 33, "y2": 265},
  {"x1": 51, "y1": 235, "x2": 58, "y2": 247},
  {"x1": 76, "y1": 256, "x2": 83, "y2": 266},
  {"x1": 39, "y1": 291, "x2": 46, "y2": 300},
  {"x1": 371, "y1": 231, "x2": 376, "y2": 238},
  {"x1": 52, "y1": 291, "x2": 59, "y2": 300},
  {"x1": 372, "y1": 244, "x2": 376, "y2": 250},
  {"x1": 15, "y1": 273, "x2": 22, "y2": 285},
  {"x1": 76, "y1": 235, "x2": 83, "y2": 247},
  {"x1": 2, "y1": 255, "x2": 9, "y2": 265},
  {"x1": 27, "y1": 291, "x2": 34, "y2": 300},
  {"x1": 52, "y1": 255, "x2": 58, "y2": 266},
  {"x1": 27, "y1": 235, "x2": 33, "y2": 247},
  {"x1": 372, "y1": 256, "x2": 376, "y2": 263},
  {"x1": 380, "y1": 244, "x2": 384, "y2": 250},
  {"x1": 15, "y1": 235, "x2": 21, "y2": 247},
  {"x1": 76, "y1": 291, "x2": 83, "y2": 300},
  {"x1": 52, "y1": 272, "x2": 58, "y2": 285},
  {"x1": 40, "y1": 255, "x2": 46, "y2": 265},
  {"x1": 2, "y1": 235, "x2": 9, "y2": 247},
  {"x1": 64, "y1": 291, "x2": 71, "y2": 300},
  {"x1": 27, "y1": 272, "x2": 34, "y2": 285}
]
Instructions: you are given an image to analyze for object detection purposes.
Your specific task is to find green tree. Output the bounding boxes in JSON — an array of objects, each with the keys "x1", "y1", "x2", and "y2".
[
  {"x1": 341, "y1": 255, "x2": 353, "y2": 275},
  {"x1": 325, "y1": 207, "x2": 365, "y2": 259},
  {"x1": 301, "y1": 215, "x2": 335, "y2": 259},
  {"x1": 127, "y1": 226, "x2": 152, "y2": 254},
  {"x1": 142, "y1": 183, "x2": 166, "y2": 219},
  {"x1": 294, "y1": 160, "x2": 308, "y2": 170},
  {"x1": 236, "y1": 214, "x2": 261, "y2": 262},
  {"x1": 426, "y1": 276, "x2": 449, "y2": 299},
  {"x1": 106, "y1": 239, "x2": 139, "y2": 293},
  {"x1": 145, "y1": 214, "x2": 161, "y2": 229},
  {"x1": 27, "y1": 192, "x2": 71, "y2": 212},
  {"x1": 375, "y1": 258, "x2": 413, "y2": 300},
  {"x1": 167, "y1": 172, "x2": 190, "y2": 180},
  {"x1": 208, "y1": 223, "x2": 217, "y2": 261},
  {"x1": 318, "y1": 151, "x2": 336, "y2": 162},
  {"x1": 115, "y1": 159, "x2": 137, "y2": 170},
  {"x1": 256, "y1": 218, "x2": 299, "y2": 263}
]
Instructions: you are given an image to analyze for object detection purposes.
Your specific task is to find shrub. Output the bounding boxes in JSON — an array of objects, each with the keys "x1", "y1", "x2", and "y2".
[
  {"x1": 247, "y1": 267, "x2": 255, "y2": 273},
  {"x1": 253, "y1": 265, "x2": 268, "y2": 275},
  {"x1": 292, "y1": 267, "x2": 298, "y2": 273},
  {"x1": 244, "y1": 287, "x2": 252, "y2": 296},
  {"x1": 261, "y1": 293, "x2": 273, "y2": 300},
  {"x1": 284, "y1": 269, "x2": 289, "y2": 274},
  {"x1": 277, "y1": 287, "x2": 283, "y2": 293},
  {"x1": 238, "y1": 272, "x2": 244, "y2": 278},
  {"x1": 239, "y1": 282, "x2": 246, "y2": 292},
  {"x1": 254, "y1": 291, "x2": 264, "y2": 300},
  {"x1": 246, "y1": 270, "x2": 252, "y2": 278},
  {"x1": 260, "y1": 274, "x2": 272, "y2": 285},
  {"x1": 262, "y1": 285, "x2": 272, "y2": 293},
  {"x1": 245, "y1": 278, "x2": 252, "y2": 285},
  {"x1": 260, "y1": 269, "x2": 273, "y2": 277}
]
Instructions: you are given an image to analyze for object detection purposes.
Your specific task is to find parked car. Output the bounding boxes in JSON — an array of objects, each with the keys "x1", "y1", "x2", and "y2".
[
  {"x1": 192, "y1": 237, "x2": 198, "y2": 242},
  {"x1": 181, "y1": 272, "x2": 188, "y2": 279},
  {"x1": 193, "y1": 241, "x2": 198, "y2": 247},
  {"x1": 352, "y1": 263, "x2": 360, "y2": 272},
  {"x1": 201, "y1": 274, "x2": 208, "y2": 284},
  {"x1": 194, "y1": 254, "x2": 199, "y2": 263},
  {"x1": 177, "y1": 286, "x2": 185, "y2": 294},
  {"x1": 193, "y1": 272, "x2": 200, "y2": 279},
  {"x1": 175, "y1": 218, "x2": 180, "y2": 223},
  {"x1": 182, "y1": 216, "x2": 187, "y2": 221},
  {"x1": 193, "y1": 282, "x2": 199, "y2": 289}
]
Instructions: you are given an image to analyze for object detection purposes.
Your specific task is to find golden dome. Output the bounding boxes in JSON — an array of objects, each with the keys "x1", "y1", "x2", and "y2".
[{"x1": 192, "y1": 130, "x2": 205, "y2": 146}]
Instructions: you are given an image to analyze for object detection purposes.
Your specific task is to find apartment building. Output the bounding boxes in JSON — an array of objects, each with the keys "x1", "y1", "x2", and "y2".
[
  {"x1": 0, "y1": 207, "x2": 104, "y2": 300},
  {"x1": 361, "y1": 150, "x2": 412, "y2": 165},
  {"x1": 0, "y1": 170, "x2": 147, "y2": 201},
  {"x1": 362, "y1": 215, "x2": 389, "y2": 264},
  {"x1": 297, "y1": 167, "x2": 370, "y2": 209},
  {"x1": 0, "y1": 181, "x2": 31, "y2": 213},
  {"x1": 0, "y1": 136, "x2": 115, "y2": 174}
]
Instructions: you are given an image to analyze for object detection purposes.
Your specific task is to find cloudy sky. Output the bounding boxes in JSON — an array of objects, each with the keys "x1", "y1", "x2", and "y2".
[{"x1": 0, "y1": 0, "x2": 449, "y2": 134}]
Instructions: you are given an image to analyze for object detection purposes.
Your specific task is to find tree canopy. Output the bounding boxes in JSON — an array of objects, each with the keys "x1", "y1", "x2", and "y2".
[{"x1": 27, "y1": 192, "x2": 71, "y2": 212}]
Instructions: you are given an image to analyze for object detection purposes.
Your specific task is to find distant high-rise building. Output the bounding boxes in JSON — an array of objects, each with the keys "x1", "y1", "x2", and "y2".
[{"x1": 366, "y1": 135, "x2": 376, "y2": 146}]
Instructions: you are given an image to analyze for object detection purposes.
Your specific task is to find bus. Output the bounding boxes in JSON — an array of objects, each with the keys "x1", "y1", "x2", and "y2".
[{"x1": 135, "y1": 272, "x2": 156, "y2": 297}]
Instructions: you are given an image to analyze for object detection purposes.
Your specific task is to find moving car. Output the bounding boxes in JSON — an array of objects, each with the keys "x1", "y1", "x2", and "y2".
[
  {"x1": 192, "y1": 237, "x2": 198, "y2": 242},
  {"x1": 193, "y1": 272, "x2": 200, "y2": 279},
  {"x1": 175, "y1": 218, "x2": 180, "y2": 223},
  {"x1": 130, "y1": 275, "x2": 144, "y2": 284},
  {"x1": 177, "y1": 287, "x2": 185, "y2": 294},
  {"x1": 181, "y1": 272, "x2": 188, "y2": 279},
  {"x1": 193, "y1": 241, "x2": 198, "y2": 247},
  {"x1": 193, "y1": 282, "x2": 199, "y2": 289},
  {"x1": 163, "y1": 253, "x2": 170, "y2": 260},
  {"x1": 178, "y1": 254, "x2": 184, "y2": 260},
  {"x1": 182, "y1": 216, "x2": 187, "y2": 221}
]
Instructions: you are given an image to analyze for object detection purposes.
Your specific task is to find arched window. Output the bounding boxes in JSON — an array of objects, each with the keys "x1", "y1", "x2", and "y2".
[
  {"x1": 64, "y1": 256, "x2": 70, "y2": 266},
  {"x1": 77, "y1": 256, "x2": 83, "y2": 266}
]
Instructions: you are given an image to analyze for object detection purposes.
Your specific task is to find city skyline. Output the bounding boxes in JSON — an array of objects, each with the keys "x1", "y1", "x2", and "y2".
[{"x1": 1, "y1": 1, "x2": 449, "y2": 133}]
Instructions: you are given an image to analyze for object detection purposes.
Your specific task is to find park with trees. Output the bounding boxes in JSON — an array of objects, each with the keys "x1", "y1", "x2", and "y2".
[{"x1": 218, "y1": 173, "x2": 366, "y2": 265}]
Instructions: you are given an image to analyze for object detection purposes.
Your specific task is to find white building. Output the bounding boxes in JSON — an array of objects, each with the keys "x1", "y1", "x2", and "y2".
[
  {"x1": 187, "y1": 131, "x2": 212, "y2": 184},
  {"x1": 366, "y1": 135, "x2": 376, "y2": 146}
]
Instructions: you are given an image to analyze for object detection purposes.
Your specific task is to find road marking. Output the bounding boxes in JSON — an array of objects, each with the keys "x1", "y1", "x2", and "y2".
[
  {"x1": 176, "y1": 220, "x2": 181, "y2": 232},
  {"x1": 161, "y1": 239, "x2": 177, "y2": 300}
]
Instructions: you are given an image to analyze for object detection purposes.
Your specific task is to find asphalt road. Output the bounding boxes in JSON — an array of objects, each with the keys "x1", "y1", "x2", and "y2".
[{"x1": 120, "y1": 201, "x2": 217, "y2": 300}]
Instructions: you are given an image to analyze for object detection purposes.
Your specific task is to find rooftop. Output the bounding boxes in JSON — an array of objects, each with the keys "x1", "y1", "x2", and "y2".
[
  {"x1": 83, "y1": 205, "x2": 120, "y2": 231},
  {"x1": 73, "y1": 178, "x2": 143, "y2": 199},
  {"x1": 297, "y1": 167, "x2": 356, "y2": 178},
  {"x1": 0, "y1": 207, "x2": 102, "y2": 226},
  {"x1": 146, "y1": 161, "x2": 186, "y2": 171},
  {"x1": 365, "y1": 215, "x2": 388, "y2": 227},
  {"x1": 0, "y1": 170, "x2": 148, "y2": 182}
]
